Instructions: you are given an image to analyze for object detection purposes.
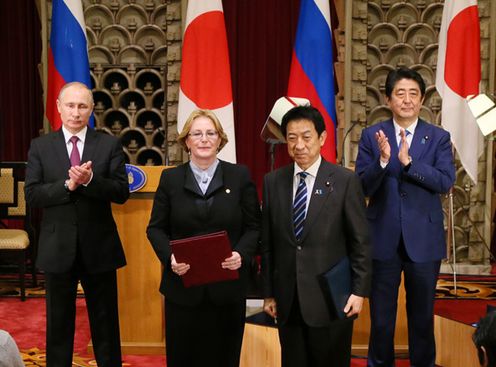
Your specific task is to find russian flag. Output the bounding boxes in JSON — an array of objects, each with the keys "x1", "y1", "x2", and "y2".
[
  {"x1": 288, "y1": 0, "x2": 337, "y2": 163},
  {"x1": 46, "y1": 0, "x2": 92, "y2": 131}
]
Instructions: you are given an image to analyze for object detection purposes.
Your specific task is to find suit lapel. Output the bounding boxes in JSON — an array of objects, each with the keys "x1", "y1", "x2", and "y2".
[
  {"x1": 183, "y1": 164, "x2": 204, "y2": 197},
  {"x1": 183, "y1": 161, "x2": 225, "y2": 198},
  {"x1": 409, "y1": 119, "x2": 429, "y2": 160},
  {"x1": 300, "y1": 161, "x2": 335, "y2": 242},
  {"x1": 53, "y1": 130, "x2": 71, "y2": 171},
  {"x1": 205, "y1": 163, "x2": 224, "y2": 197},
  {"x1": 81, "y1": 128, "x2": 98, "y2": 164},
  {"x1": 277, "y1": 165, "x2": 296, "y2": 241}
]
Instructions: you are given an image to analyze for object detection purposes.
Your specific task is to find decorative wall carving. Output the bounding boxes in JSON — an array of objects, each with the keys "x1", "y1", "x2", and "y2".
[
  {"x1": 45, "y1": 0, "x2": 494, "y2": 268},
  {"x1": 47, "y1": 0, "x2": 184, "y2": 165},
  {"x1": 347, "y1": 0, "x2": 493, "y2": 268}
]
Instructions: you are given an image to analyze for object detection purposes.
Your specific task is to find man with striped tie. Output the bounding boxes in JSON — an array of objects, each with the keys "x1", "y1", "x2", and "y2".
[{"x1": 261, "y1": 105, "x2": 371, "y2": 367}]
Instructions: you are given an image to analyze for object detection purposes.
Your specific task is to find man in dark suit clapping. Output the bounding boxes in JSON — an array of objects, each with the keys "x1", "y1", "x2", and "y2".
[
  {"x1": 25, "y1": 82, "x2": 129, "y2": 367},
  {"x1": 261, "y1": 105, "x2": 371, "y2": 367}
]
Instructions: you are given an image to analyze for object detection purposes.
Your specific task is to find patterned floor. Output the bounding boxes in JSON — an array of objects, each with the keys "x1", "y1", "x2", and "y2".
[
  {"x1": 0, "y1": 278, "x2": 84, "y2": 298},
  {"x1": 435, "y1": 276, "x2": 496, "y2": 300},
  {"x1": 21, "y1": 348, "x2": 98, "y2": 367},
  {"x1": 1, "y1": 274, "x2": 495, "y2": 300}
]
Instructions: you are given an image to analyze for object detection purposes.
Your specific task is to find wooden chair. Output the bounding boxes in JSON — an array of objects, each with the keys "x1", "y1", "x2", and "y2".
[{"x1": 0, "y1": 162, "x2": 37, "y2": 301}]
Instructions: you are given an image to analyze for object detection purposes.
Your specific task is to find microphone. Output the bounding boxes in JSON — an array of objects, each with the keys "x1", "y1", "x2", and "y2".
[{"x1": 340, "y1": 121, "x2": 360, "y2": 166}]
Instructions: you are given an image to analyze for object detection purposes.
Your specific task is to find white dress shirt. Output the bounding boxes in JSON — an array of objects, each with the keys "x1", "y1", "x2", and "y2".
[
  {"x1": 293, "y1": 155, "x2": 322, "y2": 217},
  {"x1": 380, "y1": 119, "x2": 418, "y2": 168}
]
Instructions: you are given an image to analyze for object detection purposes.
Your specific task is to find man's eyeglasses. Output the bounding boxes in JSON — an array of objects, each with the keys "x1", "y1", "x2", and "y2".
[{"x1": 188, "y1": 130, "x2": 219, "y2": 140}]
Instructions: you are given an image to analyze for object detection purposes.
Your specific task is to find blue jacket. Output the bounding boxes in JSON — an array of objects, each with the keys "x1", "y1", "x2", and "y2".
[{"x1": 355, "y1": 119, "x2": 455, "y2": 262}]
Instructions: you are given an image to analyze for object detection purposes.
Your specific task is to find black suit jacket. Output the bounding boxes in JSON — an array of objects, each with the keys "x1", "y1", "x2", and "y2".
[
  {"x1": 25, "y1": 129, "x2": 129, "y2": 274},
  {"x1": 261, "y1": 159, "x2": 371, "y2": 327},
  {"x1": 146, "y1": 161, "x2": 261, "y2": 306}
]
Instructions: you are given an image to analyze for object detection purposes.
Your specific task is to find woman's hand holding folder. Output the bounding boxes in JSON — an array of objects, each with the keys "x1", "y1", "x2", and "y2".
[
  {"x1": 171, "y1": 254, "x2": 190, "y2": 276},
  {"x1": 221, "y1": 251, "x2": 242, "y2": 270}
]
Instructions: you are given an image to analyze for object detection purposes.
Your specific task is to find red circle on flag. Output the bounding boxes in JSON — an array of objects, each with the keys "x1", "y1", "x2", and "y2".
[
  {"x1": 181, "y1": 11, "x2": 232, "y2": 109},
  {"x1": 444, "y1": 6, "x2": 480, "y2": 98}
]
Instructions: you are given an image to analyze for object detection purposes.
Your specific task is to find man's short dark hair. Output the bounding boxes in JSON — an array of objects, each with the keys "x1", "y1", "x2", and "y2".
[
  {"x1": 385, "y1": 67, "x2": 426, "y2": 98},
  {"x1": 281, "y1": 105, "x2": 326, "y2": 137},
  {"x1": 473, "y1": 311, "x2": 496, "y2": 367}
]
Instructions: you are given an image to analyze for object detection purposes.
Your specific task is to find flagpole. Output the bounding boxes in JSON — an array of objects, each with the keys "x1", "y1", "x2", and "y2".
[
  {"x1": 163, "y1": 62, "x2": 169, "y2": 166},
  {"x1": 448, "y1": 185, "x2": 457, "y2": 298}
]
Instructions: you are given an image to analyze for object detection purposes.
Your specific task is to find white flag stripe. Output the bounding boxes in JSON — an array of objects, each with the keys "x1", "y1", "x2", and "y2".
[
  {"x1": 441, "y1": 87, "x2": 482, "y2": 183},
  {"x1": 183, "y1": 0, "x2": 223, "y2": 30},
  {"x1": 435, "y1": 0, "x2": 483, "y2": 183},
  {"x1": 63, "y1": 0, "x2": 87, "y2": 40},
  {"x1": 314, "y1": 0, "x2": 331, "y2": 30}
]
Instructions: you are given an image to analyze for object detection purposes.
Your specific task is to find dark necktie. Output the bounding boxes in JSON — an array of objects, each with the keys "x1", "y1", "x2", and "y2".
[
  {"x1": 70, "y1": 136, "x2": 81, "y2": 167},
  {"x1": 293, "y1": 172, "x2": 308, "y2": 241}
]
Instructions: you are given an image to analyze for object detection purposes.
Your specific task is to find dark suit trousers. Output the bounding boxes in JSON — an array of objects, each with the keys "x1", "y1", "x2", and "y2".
[
  {"x1": 165, "y1": 297, "x2": 246, "y2": 367},
  {"x1": 45, "y1": 270, "x2": 122, "y2": 367},
  {"x1": 367, "y1": 241, "x2": 440, "y2": 367},
  {"x1": 278, "y1": 289, "x2": 354, "y2": 367}
]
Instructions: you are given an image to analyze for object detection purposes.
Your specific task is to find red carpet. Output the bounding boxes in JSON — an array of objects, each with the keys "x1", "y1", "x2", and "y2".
[
  {"x1": 0, "y1": 297, "x2": 165, "y2": 366},
  {"x1": 438, "y1": 272, "x2": 496, "y2": 282},
  {"x1": 1, "y1": 297, "x2": 409, "y2": 366},
  {"x1": 350, "y1": 359, "x2": 409, "y2": 366},
  {"x1": 434, "y1": 298, "x2": 496, "y2": 325},
  {"x1": 6, "y1": 296, "x2": 491, "y2": 366}
]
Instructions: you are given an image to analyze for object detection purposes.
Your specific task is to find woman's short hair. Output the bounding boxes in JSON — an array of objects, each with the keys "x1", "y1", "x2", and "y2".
[{"x1": 177, "y1": 109, "x2": 229, "y2": 152}]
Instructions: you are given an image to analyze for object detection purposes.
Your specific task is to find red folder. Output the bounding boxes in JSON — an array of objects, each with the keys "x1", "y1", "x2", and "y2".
[{"x1": 170, "y1": 230, "x2": 239, "y2": 287}]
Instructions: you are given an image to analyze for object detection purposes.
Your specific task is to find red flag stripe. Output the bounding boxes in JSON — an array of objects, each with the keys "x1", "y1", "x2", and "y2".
[{"x1": 444, "y1": 5, "x2": 480, "y2": 98}]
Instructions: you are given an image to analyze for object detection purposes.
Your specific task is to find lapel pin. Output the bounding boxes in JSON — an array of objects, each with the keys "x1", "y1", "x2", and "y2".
[
  {"x1": 421, "y1": 135, "x2": 429, "y2": 144},
  {"x1": 325, "y1": 181, "x2": 330, "y2": 187},
  {"x1": 225, "y1": 188, "x2": 231, "y2": 194},
  {"x1": 314, "y1": 189, "x2": 323, "y2": 195}
]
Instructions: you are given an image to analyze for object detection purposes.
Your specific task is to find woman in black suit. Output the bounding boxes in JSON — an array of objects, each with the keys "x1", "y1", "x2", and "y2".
[{"x1": 147, "y1": 109, "x2": 261, "y2": 367}]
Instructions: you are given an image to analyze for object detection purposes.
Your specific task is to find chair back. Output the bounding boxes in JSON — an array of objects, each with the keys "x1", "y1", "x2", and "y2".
[
  {"x1": 0, "y1": 162, "x2": 37, "y2": 300},
  {"x1": 0, "y1": 162, "x2": 29, "y2": 225},
  {"x1": 0, "y1": 168, "x2": 15, "y2": 205}
]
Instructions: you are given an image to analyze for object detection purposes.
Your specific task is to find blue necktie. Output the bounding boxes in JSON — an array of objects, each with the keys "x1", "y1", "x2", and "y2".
[
  {"x1": 293, "y1": 172, "x2": 308, "y2": 240},
  {"x1": 398, "y1": 130, "x2": 411, "y2": 149}
]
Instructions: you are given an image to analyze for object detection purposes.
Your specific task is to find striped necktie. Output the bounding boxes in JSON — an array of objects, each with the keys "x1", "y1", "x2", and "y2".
[
  {"x1": 398, "y1": 130, "x2": 411, "y2": 149},
  {"x1": 293, "y1": 172, "x2": 308, "y2": 241}
]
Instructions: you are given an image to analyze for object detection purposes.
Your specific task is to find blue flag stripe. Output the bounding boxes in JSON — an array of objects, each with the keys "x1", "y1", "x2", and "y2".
[
  {"x1": 293, "y1": 0, "x2": 337, "y2": 123},
  {"x1": 51, "y1": 0, "x2": 91, "y2": 87}
]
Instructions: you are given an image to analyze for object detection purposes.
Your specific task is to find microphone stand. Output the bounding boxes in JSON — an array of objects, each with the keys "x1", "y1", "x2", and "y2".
[
  {"x1": 163, "y1": 59, "x2": 169, "y2": 166},
  {"x1": 266, "y1": 139, "x2": 283, "y2": 172},
  {"x1": 340, "y1": 121, "x2": 360, "y2": 166}
]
